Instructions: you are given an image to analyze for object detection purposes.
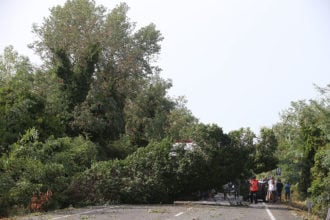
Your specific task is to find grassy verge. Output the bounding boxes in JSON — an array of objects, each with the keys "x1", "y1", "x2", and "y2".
[{"x1": 284, "y1": 200, "x2": 322, "y2": 220}]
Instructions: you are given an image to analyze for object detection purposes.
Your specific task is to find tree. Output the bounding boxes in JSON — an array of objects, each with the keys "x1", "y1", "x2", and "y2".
[
  {"x1": 273, "y1": 102, "x2": 307, "y2": 186},
  {"x1": 253, "y1": 127, "x2": 278, "y2": 173},
  {"x1": 164, "y1": 96, "x2": 198, "y2": 141},
  {"x1": 308, "y1": 85, "x2": 330, "y2": 218},
  {"x1": 0, "y1": 128, "x2": 97, "y2": 214},
  {"x1": 274, "y1": 85, "x2": 330, "y2": 218},
  {"x1": 0, "y1": 47, "x2": 42, "y2": 154},
  {"x1": 227, "y1": 128, "x2": 256, "y2": 178},
  {"x1": 0, "y1": 46, "x2": 32, "y2": 81},
  {"x1": 31, "y1": 0, "x2": 104, "y2": 111},
  {"x1": 310, "y1": 144, "x2": 330, "y2": 218},
  {"x1": 31, "y1": 1, "x2": 165, "y2": 154},
  {"x1": 0, "y1": 47, "x2": 66, "y2": 155},
  {"x1": 124, "y1": 76, "x2": 174, "y2": 147}
]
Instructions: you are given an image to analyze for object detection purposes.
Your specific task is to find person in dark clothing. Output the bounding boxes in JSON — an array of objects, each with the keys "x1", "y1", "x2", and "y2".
[
  {"x1": 276, "y1": 178, "x2": 284, "y2": 202},
  {"x1": 284, "y1": 182, "x2": 291, "y2": 202}
]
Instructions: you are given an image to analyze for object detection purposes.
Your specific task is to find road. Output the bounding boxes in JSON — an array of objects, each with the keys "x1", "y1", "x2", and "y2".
[{"x1": 18, "y1": 203, "x2": 303, "y2": 220}]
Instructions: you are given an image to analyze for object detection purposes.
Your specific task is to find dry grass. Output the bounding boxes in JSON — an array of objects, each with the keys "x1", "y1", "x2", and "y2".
[{"x1": 286, "y1": 200, "x2": 322, "y2": 220}]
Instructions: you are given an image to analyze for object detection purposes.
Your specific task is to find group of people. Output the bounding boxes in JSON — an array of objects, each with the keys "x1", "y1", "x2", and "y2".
[
  {"x1": 249, "y1": 175, "x2": 291, "y2": 204},
  {"x1": 266, "y1": 176, "x2": 283, "y2": 203}
]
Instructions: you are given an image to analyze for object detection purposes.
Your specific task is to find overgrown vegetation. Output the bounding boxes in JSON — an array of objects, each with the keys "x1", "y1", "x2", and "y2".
[
  {"x1": 274, "y1": 86, "x2": 330, "y2": 218},
  {"x1": 0, "y1": 0, "x2": 328, "y2": 218}
]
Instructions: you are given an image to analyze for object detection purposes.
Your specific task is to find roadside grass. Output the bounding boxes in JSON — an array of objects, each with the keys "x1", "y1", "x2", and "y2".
[{"x1": 285, "y1": 200, "x2": 322, "y2": 220}]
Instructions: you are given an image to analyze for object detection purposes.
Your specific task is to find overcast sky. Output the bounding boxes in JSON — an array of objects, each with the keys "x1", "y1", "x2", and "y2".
[{"x1": 1, "y1": 0, "x2": 330, "y2": 134}]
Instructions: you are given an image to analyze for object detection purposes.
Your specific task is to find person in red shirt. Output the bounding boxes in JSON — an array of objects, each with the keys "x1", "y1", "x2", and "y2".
[{"x1": 249, "y1": 176, "x2": 259, "y2": 204}]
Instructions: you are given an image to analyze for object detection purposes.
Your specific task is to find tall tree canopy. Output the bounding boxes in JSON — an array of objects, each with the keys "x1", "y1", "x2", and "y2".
[{"x1": 30, "y1": 0, "x2": 164, "y2": 156}]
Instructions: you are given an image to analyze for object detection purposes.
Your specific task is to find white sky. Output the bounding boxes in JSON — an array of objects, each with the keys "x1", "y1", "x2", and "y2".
[{"x1": 1, "y1": 0, "x2": 330, "y2": 134}]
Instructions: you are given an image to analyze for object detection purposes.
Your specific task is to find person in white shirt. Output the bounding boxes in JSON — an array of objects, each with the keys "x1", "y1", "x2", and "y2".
[{"x1": 267, "y1": 177, "x2": 277, "y2": 203}]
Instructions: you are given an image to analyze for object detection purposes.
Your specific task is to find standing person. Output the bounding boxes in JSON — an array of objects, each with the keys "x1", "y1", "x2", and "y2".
[
  {"x1": 267, "y1": 177, "x2": 276, "y2": 203},
  {"x1": 249, "y1": 176, "x2": 259, "y2": 204},
  {"x1": 284, "y1": 182, "x2": 291, "y2": 202},
  {"x1": 276, "y1": 178, "x2": 284, "y2": 202}
]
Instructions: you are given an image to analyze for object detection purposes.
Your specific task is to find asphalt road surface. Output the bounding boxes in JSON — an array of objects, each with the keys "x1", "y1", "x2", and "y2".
[{"x1": 18, "y1": 203, "x2": 303, "y2": 220}]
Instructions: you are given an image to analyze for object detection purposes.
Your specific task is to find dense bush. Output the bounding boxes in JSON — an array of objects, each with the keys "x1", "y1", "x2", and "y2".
[
  {"x1": 69, "y1": 139, "x2": 177, "y2": 205},
  {"x1": 310, "y1": 145, "x2": 330, "y2": 218},
  {"x1": 68, "y1": 133, "x2": 255, "y2": 206},
  {"x1": 0, "y1": 129, "x2": 97, "y2": 215}
]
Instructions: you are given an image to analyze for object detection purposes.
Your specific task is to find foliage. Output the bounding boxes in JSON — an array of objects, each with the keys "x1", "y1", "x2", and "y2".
[
  {"x1": 31, "y1": 0, "x2": 164, "y2": 145},
  {"x1": 0, "y1": 128, "x2": 97, "y2": 214},
  {"x1": 68, "y1": 139, "x2": 174, "y2": 205},
  {"x1": 124, "y1": 75, "x2": 175, "y2": 147},
  {"x1": 68, "y1": 125, "x2": 255, "y2": 205},
  {"x1": 164, "y1": 96, "x2": 198, "y2": 140},
  {"x1": 0, "y1": 47, "x2": 37, "y2": 154},
  {"x1": 274, "y1": 84, "x2": 330, "y2": 218},
  {"x1": 0, "y1": 47, "x2": 66, "y2": 156},
  {"x1": 253, "y1": 127, "x2": 279, "y2": 173},
  {"x1": 227, "y1": 128, "x2": 255, "y2": 175},
  {"x1": 3, "y1": 0, "x2": 328, "y2": 218},
  {"x1": 310, "y1": 144, "x2": 330, "y2": 218}
]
